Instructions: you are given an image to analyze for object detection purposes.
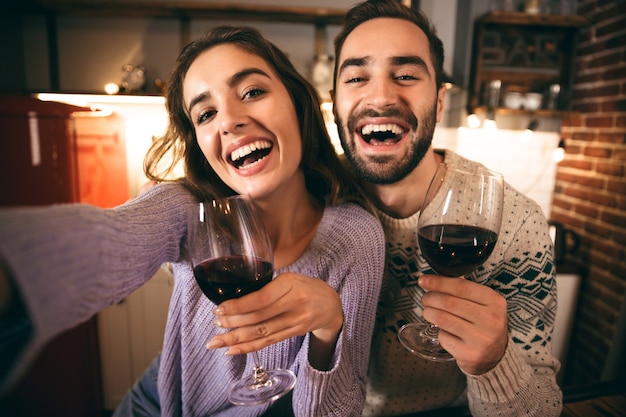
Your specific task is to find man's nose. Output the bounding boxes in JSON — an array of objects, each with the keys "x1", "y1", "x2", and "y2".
[{"x1": 364, "y1": 77, "x2": 398, "y2": 109}]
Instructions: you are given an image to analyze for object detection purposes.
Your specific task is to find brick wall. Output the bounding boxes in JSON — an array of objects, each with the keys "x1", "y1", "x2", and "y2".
[{"x1": 552, "y1": 0, "x2": 626, "y2": 386}]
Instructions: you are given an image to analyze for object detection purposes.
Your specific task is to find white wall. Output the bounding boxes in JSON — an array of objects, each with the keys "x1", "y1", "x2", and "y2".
[{"x1": 433, "y1": 126, "x2": 558, "y2": 219}]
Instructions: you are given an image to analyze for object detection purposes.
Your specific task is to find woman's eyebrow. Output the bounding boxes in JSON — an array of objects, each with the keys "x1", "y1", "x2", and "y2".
[
  {"x1": 187, "y1": 67, "x2": 271, "y2": 115},
  {"x1": 188, "y1": 92, "x2": 208, "y2": 116},
  {"x1": 227, "y1": 67, "x2": 271, "y2": 87}
]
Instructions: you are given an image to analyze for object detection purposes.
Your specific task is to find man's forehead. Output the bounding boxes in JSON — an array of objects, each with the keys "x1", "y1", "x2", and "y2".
[{"x1": 338, "y1": 18, "x2": 430, "y2": 62}]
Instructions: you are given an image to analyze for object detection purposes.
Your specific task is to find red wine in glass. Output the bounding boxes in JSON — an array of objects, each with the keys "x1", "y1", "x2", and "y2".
[
  {"x1": 398, "y1": 163, "x2": 504, "y2": 362},
  {"x1": 189, "y1": 195, "x2": 296, "y2": 405},
  {"x1": 418, "y1": 224, "x2": 498, "y2": 277},
  {"x1": 193, "y1": 255, "x2": 273, "y2": 305}
]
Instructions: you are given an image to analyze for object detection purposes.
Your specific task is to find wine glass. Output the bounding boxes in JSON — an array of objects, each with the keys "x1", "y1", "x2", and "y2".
[
  {"x1": 188, "y1": 194, "x2": 296, "y2": 405},
  {"x1": 397, "y1": 163, "x2": 504, "y2": 362}
]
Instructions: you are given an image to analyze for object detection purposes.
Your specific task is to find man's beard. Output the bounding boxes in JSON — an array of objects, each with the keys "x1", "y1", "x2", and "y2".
[{"x1": 336, "y1": 103, "x2": 437, "y2": 185}]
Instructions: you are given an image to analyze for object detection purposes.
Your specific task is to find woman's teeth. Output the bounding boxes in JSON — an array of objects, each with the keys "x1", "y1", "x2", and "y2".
[{"x1": 230, "y1": 140, "x2": 272, "y2": 168}]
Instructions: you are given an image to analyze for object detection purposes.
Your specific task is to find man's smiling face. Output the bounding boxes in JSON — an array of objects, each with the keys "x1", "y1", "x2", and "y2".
[{"x1": 333, "y1": 17, "x2": 444, "y2": 185}]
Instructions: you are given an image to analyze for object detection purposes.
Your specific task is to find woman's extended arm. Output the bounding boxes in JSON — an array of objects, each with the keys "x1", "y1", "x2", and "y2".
[{"x1": 0, "y1": 183, "x2": 195, "y2": 394}]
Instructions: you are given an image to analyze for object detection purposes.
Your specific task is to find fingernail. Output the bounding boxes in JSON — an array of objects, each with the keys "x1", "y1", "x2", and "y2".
[
  {"x1": 213, "y1": 307, "x2": 224, "y2": 315},
  {"x1": 206, "y1": 339, "x2": 224, "y2": 349},
  {"x1": 225, "y1": 348, "x2": 241, "y2": 356}
]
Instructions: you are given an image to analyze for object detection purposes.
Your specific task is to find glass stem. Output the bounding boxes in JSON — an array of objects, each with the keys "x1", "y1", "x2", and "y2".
[
  {"x1": 423, "y1": 324, "x2": 441, "y2": 341},
  {"x1": 250, "y1": 351, "x2": 269, "y2": 385}
]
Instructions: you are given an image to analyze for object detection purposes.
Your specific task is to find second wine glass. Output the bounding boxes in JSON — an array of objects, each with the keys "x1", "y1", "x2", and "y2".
[
  {"x1": 397, "y1": 163, "x2": 504, "y2": 362},
  {"x1": 189, "y1": 194, "x2": 296, "y2": 405}
]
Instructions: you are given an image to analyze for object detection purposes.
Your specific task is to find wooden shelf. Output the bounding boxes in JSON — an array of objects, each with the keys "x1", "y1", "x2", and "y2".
[
  {"x1": 477, "y1": 11, "x2": 587, "y2": 28},
  {"x1": 471, "y1": 106, "x2": 575, "y2": 118},
  {"x1": 17, "y1": 1, "x2": 347, "y2": 26},
  {"x1": 467, "y1": 11, "x2": 588, "y2": 116}
]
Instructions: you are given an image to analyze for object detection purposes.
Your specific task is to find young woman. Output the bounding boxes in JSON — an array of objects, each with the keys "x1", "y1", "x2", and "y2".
[{"x1": 0, "y1": 26, "x2": 385, "y2": 416}]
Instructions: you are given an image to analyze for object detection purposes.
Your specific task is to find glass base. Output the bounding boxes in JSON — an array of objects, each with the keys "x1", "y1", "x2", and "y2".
[
  {"x1": 397, "y1": 323, "x2": 456, "y2": 362},
  {"x1": 228, "y1": 368, "x2": 296, "y2": 406}
]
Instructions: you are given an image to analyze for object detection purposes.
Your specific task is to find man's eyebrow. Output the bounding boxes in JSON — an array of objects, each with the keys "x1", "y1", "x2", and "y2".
[
  {"x1": 391, "y1": 55, "x2": 429, "y2": 73},
  {"x1": 338, "y1": 55, "x2": 431, "y2": 76},
  {"x1": 338, "y1": 56, "x2": 371, "y2": 75}
]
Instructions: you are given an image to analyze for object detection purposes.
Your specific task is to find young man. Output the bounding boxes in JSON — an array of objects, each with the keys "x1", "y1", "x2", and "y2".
[{"x1": 331, "y1": 1, "x2": 562, "y2": 416}]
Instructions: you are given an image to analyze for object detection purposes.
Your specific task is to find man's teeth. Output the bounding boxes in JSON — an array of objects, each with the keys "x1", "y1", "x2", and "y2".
[
  {"x1": 230, "y1": 140, "x2": 271, "y2": 162},
  {"x1": 361, "y1": 124, "x2": 403, "y2": 136}
]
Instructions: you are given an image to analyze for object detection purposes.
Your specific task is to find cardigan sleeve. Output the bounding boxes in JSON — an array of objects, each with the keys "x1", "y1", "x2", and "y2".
[
  {"x1": 290, "y1": 205, "x2": 385, "y2": 417},
  {"x1": 0, "y1": 182, "x2": 195, "y2": 393}
]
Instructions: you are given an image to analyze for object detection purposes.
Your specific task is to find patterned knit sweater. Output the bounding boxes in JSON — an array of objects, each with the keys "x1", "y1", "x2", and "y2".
[
  {"x1": 0, "y1": 183, "x2": 385, "y2": 416},
  {"x1": 363, "y1": 150, "x2": 562, "y2": 417}
]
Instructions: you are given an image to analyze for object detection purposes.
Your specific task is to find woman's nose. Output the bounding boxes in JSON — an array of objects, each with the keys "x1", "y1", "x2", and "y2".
[{"x1": 219, "y1": 100, "x2": 248, "y2": 135}]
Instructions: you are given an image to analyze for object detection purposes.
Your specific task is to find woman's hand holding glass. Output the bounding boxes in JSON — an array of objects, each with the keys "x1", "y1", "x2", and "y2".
[{"x1": 207, "y1": 271, "x2": 344, "y2": 370}]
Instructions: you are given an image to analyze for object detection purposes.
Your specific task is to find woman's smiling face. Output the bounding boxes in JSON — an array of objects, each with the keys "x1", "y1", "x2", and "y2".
[{"x1": 183, "y1": 43, "x2": 302, "y2": 199}]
